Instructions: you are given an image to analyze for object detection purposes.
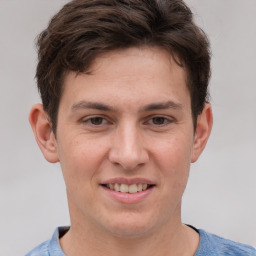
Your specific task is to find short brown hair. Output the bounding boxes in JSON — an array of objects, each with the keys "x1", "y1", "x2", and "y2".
[{"x1": 36, "y1": 0, "x2": 211, "y2": 133}]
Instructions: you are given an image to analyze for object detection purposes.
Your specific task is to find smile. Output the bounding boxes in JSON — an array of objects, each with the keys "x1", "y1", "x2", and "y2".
[{"x1": 102, "y1": 183, "x2": 154, "y2": 193}]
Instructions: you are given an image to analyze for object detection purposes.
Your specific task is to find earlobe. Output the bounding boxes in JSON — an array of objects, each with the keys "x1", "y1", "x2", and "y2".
[
  {"x1": 191, "y1": 104, "x2": 213, "y2": 163},
  {"x1": 29, "y1": 104, "x2": 59, "y2": 163}
]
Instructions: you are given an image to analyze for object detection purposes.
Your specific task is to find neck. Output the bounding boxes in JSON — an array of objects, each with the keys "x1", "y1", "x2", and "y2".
[{"x1": 60, "y1": 208, "x2": 199, "y2": 256}]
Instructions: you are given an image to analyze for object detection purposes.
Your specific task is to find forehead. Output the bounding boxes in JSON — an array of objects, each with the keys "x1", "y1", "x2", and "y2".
[
  {"x1": 86, "y1": 46, "x2": 186, "y2": 82},
  {"x1": 60, "y1": 47, "x2": 190, "y2": 110}
]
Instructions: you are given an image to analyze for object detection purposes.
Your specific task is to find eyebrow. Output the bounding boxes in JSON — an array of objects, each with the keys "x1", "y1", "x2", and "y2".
[
  {"x1": 141, "y1": 101, "x2": 183, "y2": 111},
  {"x1": 71, "y1": 100, "x2": 183, "y2": 112},
  {"x1": 71, "y1": 101, "x2": 114, "y2": 112}
]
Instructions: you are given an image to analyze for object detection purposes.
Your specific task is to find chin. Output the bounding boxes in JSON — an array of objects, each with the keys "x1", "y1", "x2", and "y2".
[
  {"x1": 108, "y1": 225, "x2": 153, "y2": 239},
  {"x1": 103, "y1": 215, "x2": 158, "y2": 239}
]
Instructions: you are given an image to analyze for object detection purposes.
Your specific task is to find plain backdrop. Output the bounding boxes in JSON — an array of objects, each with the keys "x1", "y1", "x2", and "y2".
[{"x1": 0, "y1": 0, "x2": 255, "y2": 255}]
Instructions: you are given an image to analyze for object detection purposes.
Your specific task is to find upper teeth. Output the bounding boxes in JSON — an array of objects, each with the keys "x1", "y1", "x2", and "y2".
[{"x1": 107, "y1": 183, "x2": 149, "y2": 193}]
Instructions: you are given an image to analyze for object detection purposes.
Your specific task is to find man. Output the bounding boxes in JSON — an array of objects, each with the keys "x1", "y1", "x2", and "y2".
[{"x1": 27, "y1": 0, "x2": 256, "y2": 255}]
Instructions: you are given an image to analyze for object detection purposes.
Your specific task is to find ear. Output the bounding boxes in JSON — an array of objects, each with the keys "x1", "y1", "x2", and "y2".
[
  {"x1": 191, "y1": 103, "x2": 213, "y2": 163},
  {"x1": 29, "y1": 104, "x2": 59, "y2": 163}
]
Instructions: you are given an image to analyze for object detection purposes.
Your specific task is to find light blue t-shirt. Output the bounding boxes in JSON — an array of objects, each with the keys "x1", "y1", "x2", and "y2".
[{"x1": 26, "y1": 226, "x2": 256, "y2": 256}]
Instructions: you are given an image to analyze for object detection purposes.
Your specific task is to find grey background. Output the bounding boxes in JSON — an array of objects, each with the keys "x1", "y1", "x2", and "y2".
[{"x1": 0, "y1": 0, "x2": 255, "y2": 255}]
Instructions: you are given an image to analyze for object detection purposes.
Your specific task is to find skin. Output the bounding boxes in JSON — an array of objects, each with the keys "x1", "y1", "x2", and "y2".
[{"x1": 29, "y1": 47, "x2": 212, "y2": 256}]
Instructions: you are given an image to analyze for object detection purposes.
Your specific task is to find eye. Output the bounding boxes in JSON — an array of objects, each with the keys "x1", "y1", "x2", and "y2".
[
  {"x1": 151, "y1": 116, "x2": 166, "y2": 125},
  {"x1": 145, "y1": 116, "x2": 173, "y2": 127},
  {"x1": 82, "y1": 116, "x2": 109, "y2": 126},
  {"x1": 90, "y1": 117, "x2": 105, "y2": 125}
]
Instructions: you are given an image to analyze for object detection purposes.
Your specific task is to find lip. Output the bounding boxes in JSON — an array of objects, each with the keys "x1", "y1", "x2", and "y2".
[
  {"x1": 100, "y1": 177, "x2": 156, "y2": 204},
  {"x1": 101, "y1": 177, "x2": 155, "y2": 185},
  {"x1": 101, "y1": 185, "x2": 154, "y2": 204}
]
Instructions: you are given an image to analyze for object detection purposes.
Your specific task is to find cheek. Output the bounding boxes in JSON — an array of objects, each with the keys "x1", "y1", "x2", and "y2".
[
  {"x1": 57, "y1": 137, "x2": 107, "y2": 190},
  {"x1": 153, "y1": 135, "x2": 193, "y2": 167},
  {"x1": 152, "y1": 136, "x2": 193, "y2": 189}
]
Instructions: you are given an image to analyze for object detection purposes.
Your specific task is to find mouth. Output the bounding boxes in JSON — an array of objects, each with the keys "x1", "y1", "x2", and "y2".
[{"x1": 101, "y1": 183, "x2": 155, "y2": 194}]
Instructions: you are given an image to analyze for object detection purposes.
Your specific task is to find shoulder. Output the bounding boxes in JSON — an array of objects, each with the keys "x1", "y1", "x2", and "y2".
[
  {"x1": 25, "y1": 227, "x2": 68, "y2": 256},
  {"x1": 196, "y1": 229, "x2": 256, "y2": 256},
  {"x1": 25, "y1": 240, "x2": 50, "y2": 256}
]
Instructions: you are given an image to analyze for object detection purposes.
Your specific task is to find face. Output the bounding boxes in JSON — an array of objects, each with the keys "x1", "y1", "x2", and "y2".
[{"x1": 40, "y1": 47, "x2": 210, "y2": 238}]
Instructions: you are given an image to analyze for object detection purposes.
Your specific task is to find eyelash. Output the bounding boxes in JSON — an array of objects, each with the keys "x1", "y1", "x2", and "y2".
[
  {"x1": 145, "y1": 116, "x2": 174, "y2": 126},
  {"x1": 81, "y1": 115, "x2": 173, "y2": 128},
  {"x1": 82, "y1": 116, "x2": 110, "y2": 126}
]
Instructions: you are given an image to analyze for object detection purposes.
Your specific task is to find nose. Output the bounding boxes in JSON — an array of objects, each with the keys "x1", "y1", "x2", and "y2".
[{"x1": 108, "y1": 123, "x2": 149, "y2": 171}]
